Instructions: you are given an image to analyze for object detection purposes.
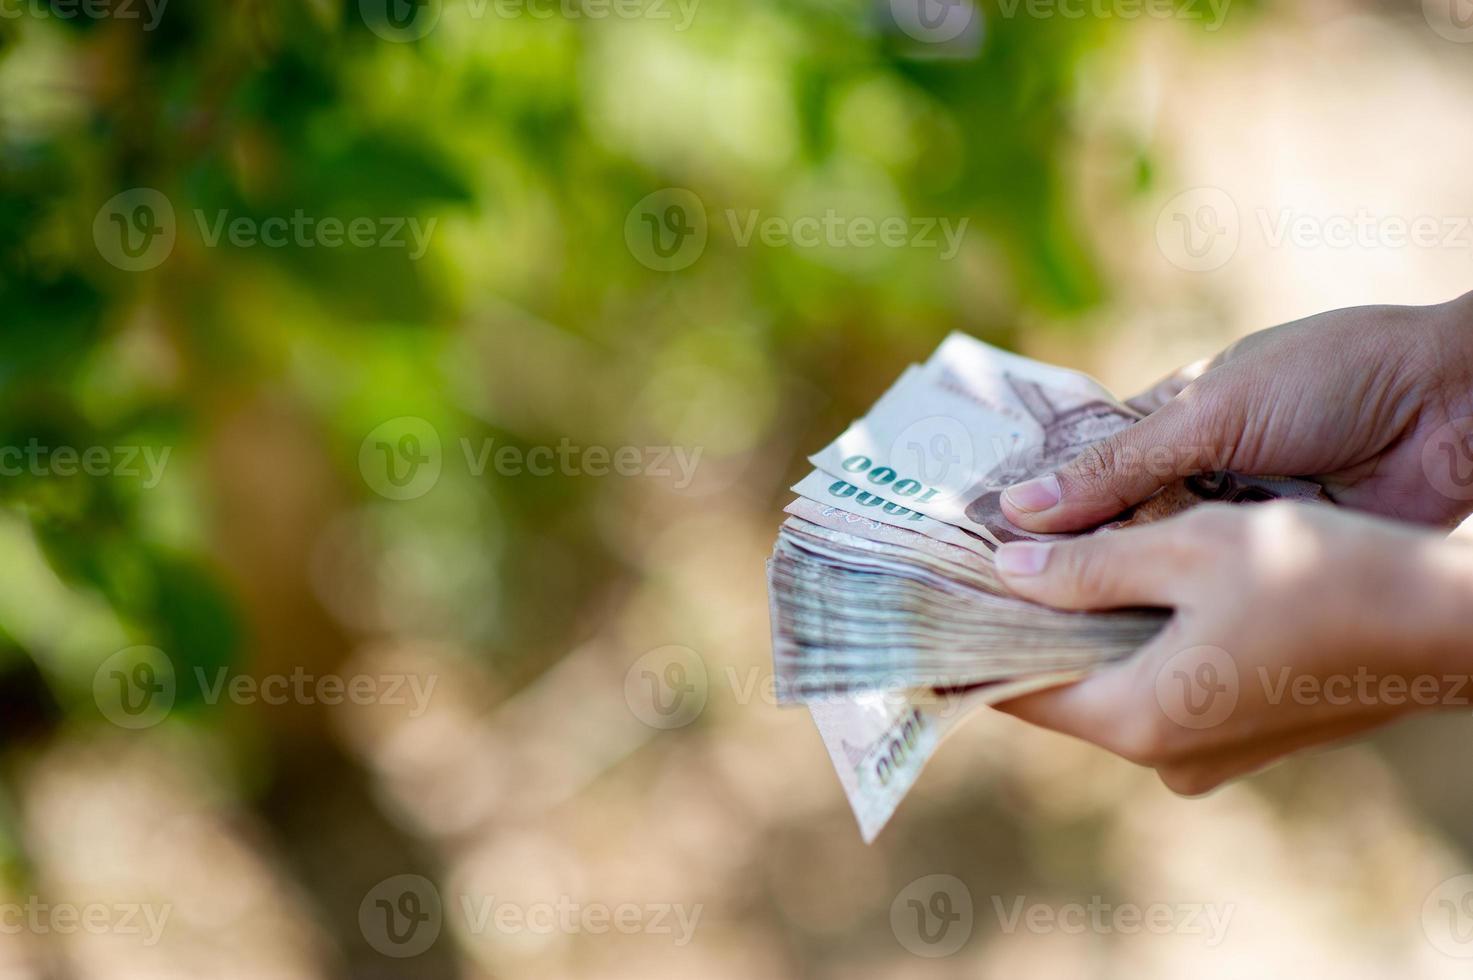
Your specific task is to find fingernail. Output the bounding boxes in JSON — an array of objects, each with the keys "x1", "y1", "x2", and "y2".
[
  {"x1": 1003, "y1": 473, "x2": 1061, "y2": 513},
  {"x1": 996, "y1": 542, "x2": 1052, "y2": 576}
]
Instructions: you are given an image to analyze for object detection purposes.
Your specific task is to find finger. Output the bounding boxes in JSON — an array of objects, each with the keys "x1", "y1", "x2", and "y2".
[
  {"x1": 1001, "y1": 632, "x2": 1401, "y2": 793},
  {"x1": 994, "y1": 519, "x2": 1194, "y2": 610},
  {"x1": 1001, "y1": 677, "x2": 1385, "y2": 796},
  {"x1": 991, "y1": 646, "x2": 1176, "y2": 763},
  {"x1": 999, "y1": 393, "x2": 1224, "y2": 533},
  {"x1": 1124, "y1": 359, "x2": 1211, "y2": 415},
  {"x1": 991, "y1": 664, "x2": 1136, "y2": 742},
  {"x1": 993, "y1": 618, "x2": 1245, "y2": 766}
]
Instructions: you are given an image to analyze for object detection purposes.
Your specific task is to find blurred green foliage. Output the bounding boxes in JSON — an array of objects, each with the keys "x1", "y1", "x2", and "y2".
[{"x1": 0, "y1": 0, "x2": 1275, "y2": 807}]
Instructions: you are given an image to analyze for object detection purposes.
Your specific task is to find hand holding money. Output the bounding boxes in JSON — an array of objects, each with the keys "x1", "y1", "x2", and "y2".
[
  {"x1": 768, "y1": 331, "x2": 1322, "y2": 839},
  {"x1": 1001, "y1": 296, "x2": 1473, "y2": 534},
  {"x1": 994, "y1": 501, "x2": 1473, "y2": 796},
  {"x1": 771, "y1": 297, "x2": 1473, "y2": 840}
]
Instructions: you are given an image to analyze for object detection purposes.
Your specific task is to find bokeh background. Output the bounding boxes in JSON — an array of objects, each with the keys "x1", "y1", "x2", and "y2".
[{"x1": 6, "y1": 0, "x2": 1473, "y2": 975}]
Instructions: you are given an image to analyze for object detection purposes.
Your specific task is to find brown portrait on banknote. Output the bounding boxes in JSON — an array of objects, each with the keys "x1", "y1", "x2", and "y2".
[{"x1": 961, "y1": 374, "x2": 1139, "y2": 542}]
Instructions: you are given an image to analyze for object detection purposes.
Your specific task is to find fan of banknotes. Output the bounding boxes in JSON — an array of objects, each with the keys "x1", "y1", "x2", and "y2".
[{"x1": 767, "y1": 333, "x2": 1322, "y2": 840}]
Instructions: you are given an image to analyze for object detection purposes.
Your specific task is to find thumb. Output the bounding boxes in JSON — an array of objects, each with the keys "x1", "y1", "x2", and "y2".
[{"x1": 999, "y1": 396, "x2": 1218, "y2": 532}]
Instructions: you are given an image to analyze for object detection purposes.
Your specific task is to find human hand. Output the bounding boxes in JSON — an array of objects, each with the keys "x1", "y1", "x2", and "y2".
[
  {"x1": 1000, "y1": 294, "x2": 1473, "y2": 532},
  {"x1": 992, "y1": 501, "x2": 1473, "y2": 794}
]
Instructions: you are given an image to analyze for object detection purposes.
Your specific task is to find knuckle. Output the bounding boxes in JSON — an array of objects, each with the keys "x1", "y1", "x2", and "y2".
[
  {"x1": 1200, "y1": 498, "x2": 1311, "y2": 555},
  {"x1": 1255, "y1": 498, "x2": 1305, "y2": 526},
  {"x1": 1065, "y1": 440, "x2": 1132, "y2": 507},
  {"x1": 1163, "y1": 381, "x2": 1239, "y2": 465},
  {"x1": 1177, "y1": 503, "x2": 1241, "y2": 544},
  {"x1": 1056, "y1": 543, "x2": 1114, "y2": 605},
  {"x1": 1159, "y1": 531, "x2": 1208, "y2": 579}
]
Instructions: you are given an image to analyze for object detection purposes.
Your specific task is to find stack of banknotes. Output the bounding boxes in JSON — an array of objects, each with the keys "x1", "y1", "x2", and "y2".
[{"x1": 767, "y1": 333, "x2": 1321, "y2": 840}]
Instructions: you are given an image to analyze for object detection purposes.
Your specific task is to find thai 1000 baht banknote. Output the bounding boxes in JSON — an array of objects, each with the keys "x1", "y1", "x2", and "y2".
[
  {"x1": 809, "y1": 333, "x2": 1322, "y2": 544},
  {"x1": 789, "y1": 469, "x2": 997, "y2": 555},
  {"x1": 781, "y1": 496, "x2": 1084, "y2": 838},
  {"x1": 808, "y1": 671, "x2": 1081, "y2": 842},
  {"x1": 769, "y1": 517, "x2": 1161, "y2": 697}
]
